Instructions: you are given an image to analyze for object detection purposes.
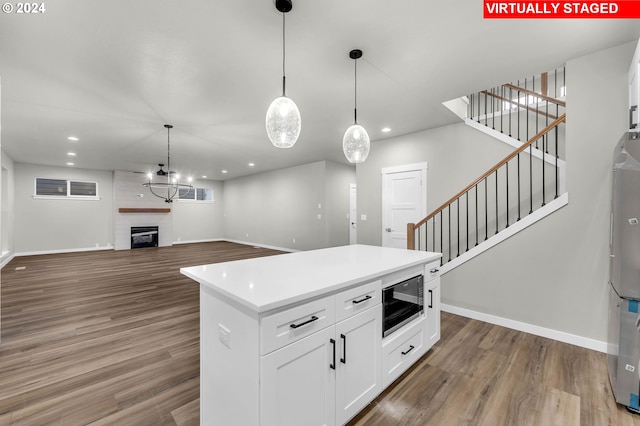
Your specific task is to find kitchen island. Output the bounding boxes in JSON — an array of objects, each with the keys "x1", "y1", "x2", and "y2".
[{"x1": 181, "y1": 244, "x2": 441, "y2": 426}]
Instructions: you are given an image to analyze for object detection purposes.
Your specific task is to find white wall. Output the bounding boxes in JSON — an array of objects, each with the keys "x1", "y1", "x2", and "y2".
[
  {"x1": 173, "y1": 179, "x2": 224, "y2": 243},
  {"x1": 14, "y1": 163, "x2": 114, "y2": 253},
  {"x1": 223, "y1": 160, "x2": 355, "y2": 251},
  {"x1": 1, "y1": 150, "x2": 15, "y2": 265}
]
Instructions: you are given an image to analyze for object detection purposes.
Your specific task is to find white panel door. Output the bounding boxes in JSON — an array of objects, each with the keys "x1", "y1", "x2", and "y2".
[
  {"x1": 382, "y1": 164, "x2": 427, "y2": 248},
  {"x1": 349, "y1": 184, "x2": 357, "y2": 245}
]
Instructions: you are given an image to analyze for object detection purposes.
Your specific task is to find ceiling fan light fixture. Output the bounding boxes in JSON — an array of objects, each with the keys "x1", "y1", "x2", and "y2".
[
  {"x1": 343, "y1": 49, "x2": 370, "y2": 164},
  {"x1": 266, "y1": 0, "x2": 301, "y2": 149}
]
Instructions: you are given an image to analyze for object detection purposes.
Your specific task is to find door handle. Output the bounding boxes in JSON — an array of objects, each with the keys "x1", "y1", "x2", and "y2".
[{"x1": 385, "y1": 228, "x2": 393, "y2": 232}]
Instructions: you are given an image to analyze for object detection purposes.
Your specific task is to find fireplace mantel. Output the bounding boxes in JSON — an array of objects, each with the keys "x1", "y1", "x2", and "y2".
[{"x1": 118, "y1": 208, "x2": 171, "y2": 213}]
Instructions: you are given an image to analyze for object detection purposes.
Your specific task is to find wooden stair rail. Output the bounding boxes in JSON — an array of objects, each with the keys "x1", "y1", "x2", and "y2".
[
  {"x1": 503, "y1": 83, "x2": 566, "y2": 108},
  {"x1": 481, "y1": 90, "x2": 558, "y2": 120},
  {"x1": 407, "y1": 113, "x2": 566, "y2": 250}
]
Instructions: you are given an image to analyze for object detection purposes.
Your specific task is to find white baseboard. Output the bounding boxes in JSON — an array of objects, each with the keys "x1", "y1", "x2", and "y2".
[
  {"x1": 0, "y1": 252, "x2": 15, "y2": 269},
  {"x1": 222, "y1": 239, "x2": 298, "y2": 253},
  {"x1": 442, "y1": 303, "x2": 607, "y2": 353},
  {"x1": 173, "y1": 238, "x2": 224, "y2": 245},
  {"x1": 14, "y1": 245, "x2": 114, "y2": 257}
]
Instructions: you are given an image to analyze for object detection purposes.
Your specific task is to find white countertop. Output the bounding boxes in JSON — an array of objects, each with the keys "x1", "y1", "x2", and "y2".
[{"x1": 180, "y1": 244, "x2": 441, "y2": 313}]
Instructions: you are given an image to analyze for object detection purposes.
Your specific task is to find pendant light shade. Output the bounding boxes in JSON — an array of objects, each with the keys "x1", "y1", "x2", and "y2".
[
  {"x1": 266, "y1": 96, "x2": 301, "y2": 148},
  {"x1": 343, "y1": 49, "x2": 370, "y2": 163},
  {"x1": 343, "y1": 123, "x2": 370, "y2": 163},
  {"x1": 266, "y1": 0, "x2": 301, "y2": 148}
]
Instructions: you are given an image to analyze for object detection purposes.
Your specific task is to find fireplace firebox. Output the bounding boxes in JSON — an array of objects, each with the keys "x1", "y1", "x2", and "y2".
[{"x1": 131, "y1": 226, "x2": 159, "y2": 249}]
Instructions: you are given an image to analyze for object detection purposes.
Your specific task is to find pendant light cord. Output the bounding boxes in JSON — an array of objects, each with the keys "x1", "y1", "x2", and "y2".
[
  {"x1": 354, "y1": 57, "x2": 358, "y2": 124},
  {"x1": 282, "y1": 12, "x2": 286, "y2": 97}
]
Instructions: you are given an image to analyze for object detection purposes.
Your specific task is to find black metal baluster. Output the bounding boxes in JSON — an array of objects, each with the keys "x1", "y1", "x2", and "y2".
[
  {"x1": 466, "y1": 191, "x2": 469, "y2": 252},
  {"x1": 542, "y1": 136, "x2": 546, "y2": 207},
  {"x1": 478, "y1": 90, "x2": 481, "y2": 123},
  {"x1": 555, "y1": 124, "x2": 559, "y2": 199},
  {"x1": 475, "y1": 184, "x2": 479, "y2": 246},
  {"x1": 529, "y1": 142, "x2": 533, "y2": 214},
  {"x1": 440, "y1": 211, "x2": 443, "y2": 266},
  {"x1": 432, "y1": 216, "x2": 435, "y2": 254},
  {"x1": 495, "y1": 170, "x2": 499, "y2": 235},
  {"x1": 517, "y1": 152, "x2": 521, "y2": 221},
  {"x1": 417, "y1": 226, "x2": 421, "y2": 251},
  {"x1": 500, "y1": 85, "x2": 504, "y2": 134},
  {"x1": 484, "y1": 177, "x2": 488, "y2": 241},
  {"x1": 448, "y1": 205, "x2": 451, "y2": 262},
  {"x1": 517, "y1": 82, "x2": 521, "y2": 141},
  {"x1": 470, "y1": 93, "x2": 473, "y2": 120},
  {"x1": 506, "y1": 162, "x2": 509, "y2": 227},
  {"x1": 484, "y1": 89, "x2": 488, "y2": 127},
  {"x1": 534, "y1": 76, "x2": 539, "y2": 150},
  {"x1": 456, "y1": 199, "x2": 460, "y2": 257},
  {"x1": 509, "y1": 85, "x2": 512, "y2": 137},
  {"x1": 492, "y1": 87, "x2": 495, "y2": 130},
  {"x1": 525, "y1": 78, "x2": 529, "y2": 142}
]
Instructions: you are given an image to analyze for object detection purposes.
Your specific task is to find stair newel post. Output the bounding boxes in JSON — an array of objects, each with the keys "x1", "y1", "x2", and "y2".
[{"x1": 407, "y1": 223, "x2": 415, "y2": 250}]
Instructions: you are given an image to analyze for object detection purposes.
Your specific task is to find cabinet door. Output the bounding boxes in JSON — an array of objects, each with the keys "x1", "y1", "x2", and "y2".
[
  {"x1": 425, "y1": 277, "x2": 441, "y2": 349},
  {"x1": 335, "y1": 306, "x2": 382, "y2": 425},
  {"x1": 260, "y1": 326, "x2": 336, "y2": 426}
]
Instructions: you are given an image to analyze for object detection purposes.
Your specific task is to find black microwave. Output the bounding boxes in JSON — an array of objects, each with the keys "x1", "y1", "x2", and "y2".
[{"x1": 382, "y1": 275, "x2": 424, "y2": 338}]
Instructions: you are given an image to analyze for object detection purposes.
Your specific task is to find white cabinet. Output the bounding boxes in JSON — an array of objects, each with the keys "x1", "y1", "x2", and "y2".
[
  {"x1": 260, "y1": 282, "x2": 382, "y2": 426},
  {"x1": 335, "y1": 306, "x2": 381, "y2": 425},
  {"x1": 425, "y1": 262, "x2": 441, "y2": 349},
  {"x1": 261, "y1": 326, "x2": 336, "y2": 426},
  {"x1": 629, "y1": 39, "x2": 640, "y2": 130}
]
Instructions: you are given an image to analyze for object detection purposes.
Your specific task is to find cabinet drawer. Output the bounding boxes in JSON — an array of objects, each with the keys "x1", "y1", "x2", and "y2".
[
  {"x1": 424, "y1": 260, "x2": 441, "y2": 283},
  {"x1": 335, "y1": 280, "x2": 381, "y2": 322},
  {"x1": 382, "y1": 316, "x2": 426, "y2": 388},
  {"x1": 260, "y1": 296, "x2": 335, "y2": 355}
]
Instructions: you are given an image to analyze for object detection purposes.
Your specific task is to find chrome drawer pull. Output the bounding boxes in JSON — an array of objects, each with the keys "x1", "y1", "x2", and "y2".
[
  {"x1": 352, "y1": 295, "x2": 372, "y2": 304},
  {"x1": 290, "y1": 315, "x2": 319, "y2": 329},
  {"x1": 401, "y1": 345, "x2": 415, "y2": 356}
]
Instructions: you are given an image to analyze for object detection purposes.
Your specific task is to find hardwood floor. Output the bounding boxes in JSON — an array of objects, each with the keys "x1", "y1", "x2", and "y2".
[{"x1": 0, "y1": 241, "x2": 638, "y2": 425}]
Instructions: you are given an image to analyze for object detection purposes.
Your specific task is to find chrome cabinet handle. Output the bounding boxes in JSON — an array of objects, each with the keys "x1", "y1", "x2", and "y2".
[{"x1": 290, "y1": 315, "x2": 318, "y2": 329}]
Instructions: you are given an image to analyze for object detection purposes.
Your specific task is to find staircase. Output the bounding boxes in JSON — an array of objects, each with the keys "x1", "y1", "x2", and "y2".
[{"x1": 407, "y1": 69, "x2": 568, "y2": 273}]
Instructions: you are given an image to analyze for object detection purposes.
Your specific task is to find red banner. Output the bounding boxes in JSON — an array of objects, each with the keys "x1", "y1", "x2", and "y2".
[{"x1": 484, "y1": 1, "x2": 640, "y2": 18}]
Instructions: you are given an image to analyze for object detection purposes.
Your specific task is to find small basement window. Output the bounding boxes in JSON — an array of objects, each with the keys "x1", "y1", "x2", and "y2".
[
  {"x1": 178, "y1": 187, "x2": 214, "y2": 202},
  {"x1": 34, "y1": 178, "x2": 99, "y2": 200}
]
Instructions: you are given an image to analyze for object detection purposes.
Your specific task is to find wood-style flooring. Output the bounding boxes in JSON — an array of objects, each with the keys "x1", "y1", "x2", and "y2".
[{"x1": 0, "y1": 241, "x2": 638, "y2": 425}]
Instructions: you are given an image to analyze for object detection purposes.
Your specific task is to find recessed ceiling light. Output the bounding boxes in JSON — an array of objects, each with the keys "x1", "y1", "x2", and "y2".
[
  {"x1": 67, "y1": 152, "x2": 76, "y2": 156},
  {"x1": 381, "y1": 127, "x2": 391, "y2": 133},
  {"x1": 248, "y1": 163, "x2": 255, "y2": 167},
  {"x1": 221, "y1": 170, "x2": 228, "y2": 174},
  {"x1": 67, "y1": 136, "x2": 79, "y2": 141},
  {"x1": 66, "y1": 162, "x2": 75, "y2": 166}
]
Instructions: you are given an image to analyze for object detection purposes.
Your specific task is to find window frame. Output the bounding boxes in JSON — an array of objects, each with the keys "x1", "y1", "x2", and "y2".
[
  {"x1": 33, "y1": 177, "x2": 100, "y2": 200},
  {"x1": 178, "y1": 186, "x2": 214, "y2": 203}
]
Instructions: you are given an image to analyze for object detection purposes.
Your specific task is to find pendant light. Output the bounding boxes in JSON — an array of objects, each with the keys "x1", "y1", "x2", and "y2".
[
  {"x1": 143, "y1": 124, "x2": 193, "y2": 203},
  {"x1": 265, "y1": 0, "x2": 301, "y2": 148},
  {"x1": 343, "y1": 49, "x2": 370, "y2": 164}
]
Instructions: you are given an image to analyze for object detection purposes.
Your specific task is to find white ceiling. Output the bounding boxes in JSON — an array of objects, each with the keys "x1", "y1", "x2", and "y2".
[{"x1": 1, "y1": 1, "x2": 639, "y2": 180}]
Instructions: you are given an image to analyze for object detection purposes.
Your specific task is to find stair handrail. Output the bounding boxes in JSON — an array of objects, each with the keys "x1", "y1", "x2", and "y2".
[
  {"x1": 502, "y1": 83, "x2": 566, "y2": 107},
  {"x1": 407, "y1": 113, "x2": 566, "y2": 250}
]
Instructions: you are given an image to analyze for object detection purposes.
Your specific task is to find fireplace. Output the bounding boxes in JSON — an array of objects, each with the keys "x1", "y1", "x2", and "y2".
[{"x1": 131, "y1": 226, "x2": 159, "y2": 249}]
